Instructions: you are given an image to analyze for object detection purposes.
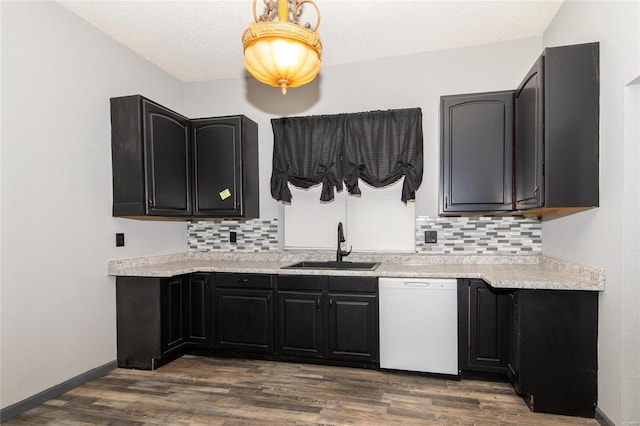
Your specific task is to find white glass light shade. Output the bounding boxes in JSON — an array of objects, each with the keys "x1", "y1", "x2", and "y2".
[
  {"x1": 242, "y1": 2, "x2": 322, "y2": 95},
  {"x1": 244, "y1": 35, "x2": 321, "y2": 94}
]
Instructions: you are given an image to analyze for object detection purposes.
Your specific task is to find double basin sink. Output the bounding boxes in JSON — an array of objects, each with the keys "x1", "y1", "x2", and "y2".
[{"x1": 282, "y1": 261, "x2": 380, "y2": 271}]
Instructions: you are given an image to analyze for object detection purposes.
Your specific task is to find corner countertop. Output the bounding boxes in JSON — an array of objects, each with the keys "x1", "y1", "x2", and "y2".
[{"x1": 107, "y1": 251, "x2": 605, "y2": 291}]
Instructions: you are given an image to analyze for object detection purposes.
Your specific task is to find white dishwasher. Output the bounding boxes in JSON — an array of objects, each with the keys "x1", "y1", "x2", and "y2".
[{"x1": 379, "y1": 278, "x2": 458, "y2": 375}]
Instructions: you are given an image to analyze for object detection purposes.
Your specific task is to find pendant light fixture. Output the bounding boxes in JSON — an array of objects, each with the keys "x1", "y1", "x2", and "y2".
[{"x1": 242, "y1": 0, "x2": 322, "y2": 95}]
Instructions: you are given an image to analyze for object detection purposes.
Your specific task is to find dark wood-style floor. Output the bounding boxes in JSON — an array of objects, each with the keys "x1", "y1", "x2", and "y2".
[{"x1": 5, "y1": 355, "x2": 597, "y2": 425}]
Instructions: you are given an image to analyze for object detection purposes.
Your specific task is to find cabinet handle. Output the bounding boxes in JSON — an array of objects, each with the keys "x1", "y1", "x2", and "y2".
[
  {"x1": 267, "y1": 294, "x2": 271, "y2": 305},
  {"x1": 329, "y1": 298, "x2": 333, "y2": 308},
  {"x1": 148, "y1": 199, "x2": 154, "y2": 208},
  {"x1": 236, "y1": 278, "x2": 249, "y2": 283},
  {"x1": 445, "y1": 195, "x2": 449, "y2": 208},
  {"x1": 316, "y1": 298, "x2": 321, "y2": 311}
]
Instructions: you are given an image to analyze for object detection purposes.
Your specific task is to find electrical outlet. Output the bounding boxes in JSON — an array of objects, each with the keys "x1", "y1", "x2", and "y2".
[
  {"x1": 115, "y1": 233, "x2": 125, "y2": 247},
  {"x1": 425, "y1": 231, "x2": 437, "y2": 244},
  {"x1": 230, "y1": 231, "x2": 237, "y2": 243}
]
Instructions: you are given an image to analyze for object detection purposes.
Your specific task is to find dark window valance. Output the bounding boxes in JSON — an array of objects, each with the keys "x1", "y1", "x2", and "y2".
[{"x1": 270, "y1": 108, "x2": 423, "y2": 203}]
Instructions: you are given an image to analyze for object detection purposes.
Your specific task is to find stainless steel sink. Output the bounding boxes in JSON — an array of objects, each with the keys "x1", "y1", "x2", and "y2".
[{"x1": 282, "y1": 261, "x2": 380, "y2": 270}]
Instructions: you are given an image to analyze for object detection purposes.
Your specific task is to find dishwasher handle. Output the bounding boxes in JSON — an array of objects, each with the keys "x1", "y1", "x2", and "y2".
[
  {"x1": 402, "y1": 282, "x2": 436, "y2": 288},
  {"x1": 380, "y1": 279, "x2": 457, "y2": 290}
]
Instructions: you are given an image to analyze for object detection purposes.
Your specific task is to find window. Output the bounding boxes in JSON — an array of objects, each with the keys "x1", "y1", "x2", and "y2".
[{"x1": 284, "y1": 179, "x2": 415, "y2": 252}]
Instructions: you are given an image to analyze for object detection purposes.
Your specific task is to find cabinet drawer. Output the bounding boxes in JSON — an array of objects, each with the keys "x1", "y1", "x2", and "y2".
[
  {"x1": 328, "y1": 276, "x2": 377, "y2": 293},
  {"x1": 276, "y1": 275, "x2": 324, "y2": 291},
  {"x1": 215, "y1": 272, "x2": 272, "y2": 289}
]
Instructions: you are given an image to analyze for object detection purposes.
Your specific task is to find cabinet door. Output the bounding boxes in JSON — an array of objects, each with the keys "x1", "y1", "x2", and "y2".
[
  {"x1": 277, "y1": 291, "x2": 324, "y2": 357},
  {"x1": 161, "y1": 277, "x2": 187, "y2": 356},
  {"x1": 192, "y1": 117, "x2": 243, "y2": 217},
  {"x1": 440, "y1": 91, "x2": 514, "y2": 213},
  {"x1": 509, "y1": 290, "x2": 598, "y2": 417},
  {"x1": 186, "y1": 273, "x2": 212, "y2": 347},
  {"x1": 467, "y1": 280, "x2": 508, "y2": 372},
  {"x1": 515, "y1": 56, "x2": 544, "y2": 210},
  {"x1": 506, "y1": 291, "x2": 521, "y2": 388},
  {"x1": 327, "y1": 293, "x2": 378, "y2": 362},
  {"x1": 116, "y1": 277, "x2": 163, "y2": 369},
  {"x1": 142, "y1": 99, "x2": 192, "y2": 216},
  {"x1": 543, "y1": 43, "x2": 599, "y2": 209},
  {"x1": 215, "y1": 288, "x2": 273, "y2": 352}
]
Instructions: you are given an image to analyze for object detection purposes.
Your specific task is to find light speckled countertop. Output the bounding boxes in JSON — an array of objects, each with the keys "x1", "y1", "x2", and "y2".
[{"x1": 107, "y1": 251, "x2": 605, "y2": 291}]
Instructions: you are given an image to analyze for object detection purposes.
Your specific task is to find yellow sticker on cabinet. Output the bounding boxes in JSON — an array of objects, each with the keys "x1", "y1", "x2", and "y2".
[{"x1": 219, "y1": 188, "x2": 232, "y2": 200}]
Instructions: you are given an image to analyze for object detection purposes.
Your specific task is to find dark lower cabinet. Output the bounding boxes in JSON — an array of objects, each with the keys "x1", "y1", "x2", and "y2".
[
  {"x1": 327, "y1": 293, "x2": 378, "y2": 362},
  {"x1": 116, "y1": 276, "x2": 188, "y2": 369},
  {"x1": 275, "y1": 275, "x2": 379, "y2": 364},
  {"x1": 185, "y1": 273, "x2": 212, "y2": 346},
  {"x1": 459, "y1": 280, "x2": 598, "y2": 418},
  {"x1": 327, "y1": 276, "x2": 378, "y2": 363},
  {"x1": 507, "y1": 289, "x2": 598, "y2": 418},
  {"x1": 277, "y1": 290, "x2": 324, "y2": 357},
  {"x1": 162, "y1": 277, "x2": 187, "y2": 355},
  {"x1": 115, "y1": 271, "x2": 597, "y2": 419},
  {"x1": 458, "y1": 279, "x2": 509, "y2": 374},
  {"x1": 214, "y1": 273, "x2": 274, "y2": 353},
  {"x1": 276, "y1": 275, "x2": 324, "y2": 357}
]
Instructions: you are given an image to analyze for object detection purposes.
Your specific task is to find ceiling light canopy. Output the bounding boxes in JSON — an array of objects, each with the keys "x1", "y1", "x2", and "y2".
[{"x1": 242, "y1": 0, "x2": 322, "y2": 95}]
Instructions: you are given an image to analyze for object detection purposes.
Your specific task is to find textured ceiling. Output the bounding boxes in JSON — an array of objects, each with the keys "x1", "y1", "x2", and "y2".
[{"x1": 57, "y1": 0, "x2": 563, "y2": 82}]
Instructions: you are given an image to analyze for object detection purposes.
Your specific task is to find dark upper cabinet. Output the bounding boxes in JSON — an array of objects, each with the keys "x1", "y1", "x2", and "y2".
[
  {"x1": 440, "y1": 42, "x2": 599, "y2": 216},
  {"x1": 143, "y1": 101, "x2": 192, "y2": 216},
  {"x1": 192, "y1": 117, "x2": 259, "y2": 218},
  {"x1": 529, "y1": 42, "x2": 599, "y2": 212},
  {"x1": 110, "y1": 95, "x2": 259, "y2": 219},
  {"x1": 111, "y1": 96, "x2": 191, "y2": 217},
  {"x1": 514, "y1": 57, "x2": 544, "y2": 210},
  {"x1": 506, "y1": 289, "x2": 598, "y2": 418},
  {"x1": 440, "y1": 91, "x2": 514, "y2": 213},
  {"x1": 458, "y1": 279, "x2": 509, "y2": 374}
]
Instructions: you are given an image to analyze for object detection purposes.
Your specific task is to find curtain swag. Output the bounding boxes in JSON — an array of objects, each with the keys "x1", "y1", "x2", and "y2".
[{"x1": 270, "y1": 108, "x2": 423, "y2": 203}]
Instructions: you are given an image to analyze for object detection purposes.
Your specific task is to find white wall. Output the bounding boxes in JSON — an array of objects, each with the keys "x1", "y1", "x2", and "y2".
[
  {"x1": 183, "y1": 36, "x2": 543, "y2": 226},
  {"x1": 622, "y1": 80, "x2": 640, "y2": 426},
  {"x1": 0, "y1": 2, "x2": 188, "y2": 409},
  {"x1": 541, "y1": 1, "x2": 640, "y2": 424}
]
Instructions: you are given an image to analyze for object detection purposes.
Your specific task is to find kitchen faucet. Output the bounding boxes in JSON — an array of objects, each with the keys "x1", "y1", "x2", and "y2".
[{"x1": 337, "y1": 222, "x2": 352, "y2": 262}]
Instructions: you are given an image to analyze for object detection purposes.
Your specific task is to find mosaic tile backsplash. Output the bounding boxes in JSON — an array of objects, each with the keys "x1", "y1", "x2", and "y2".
[
  {"x1": 188, "y1": 219, "x2": 279, "y2": 252},
  {"x1": 415, "y1": 216, "x2": 541, "y2": 254},
  {"x1": 187, "y1": 216, "x2": 541, "y2": 254}
]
